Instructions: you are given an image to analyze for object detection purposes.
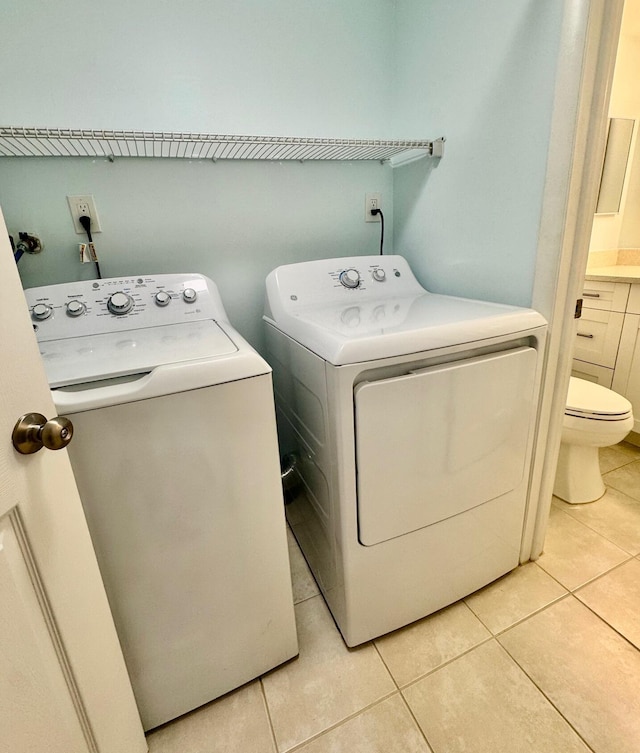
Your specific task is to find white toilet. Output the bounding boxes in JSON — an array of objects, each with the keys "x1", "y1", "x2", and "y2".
[{"x1": 554, "y1": 376, "x2": 634, "y2": 504}]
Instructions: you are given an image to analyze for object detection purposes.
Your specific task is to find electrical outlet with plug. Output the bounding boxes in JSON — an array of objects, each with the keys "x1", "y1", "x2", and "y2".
[
  {"x1": 365, "y1": 193, "x2": 381, "y2": 222},
  {"x1": 67, "y1": 195, "x2": 102, "y2": 234}
]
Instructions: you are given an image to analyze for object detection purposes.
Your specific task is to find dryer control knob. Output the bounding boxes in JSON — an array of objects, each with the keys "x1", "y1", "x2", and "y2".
[
  {"x1": 154, "y1": 291, "x2": 171, "y2": 307},
  {"x1": 183, "y1": 288, "x2": 198, "y2": 303},
  {"x1": 339, "y1": 269, "x2": 360, "y2": 289},
  {"x1": 372, "y1": 268, "x2": 386, "y2": 282},
  {"x1": 32, "y1": 303, "x2": 53, "y2": 321},
  {"x1": 107, "y1": 291, "x2": 134, "y2": 315},
  {"x1": 66, "y1": 300, "x2": 86, "y2": 317}
]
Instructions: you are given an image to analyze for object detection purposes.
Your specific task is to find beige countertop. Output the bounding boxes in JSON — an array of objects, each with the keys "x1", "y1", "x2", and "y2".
[{"x1": 586, "y1": 265, "x2": 640, "y2": 282}]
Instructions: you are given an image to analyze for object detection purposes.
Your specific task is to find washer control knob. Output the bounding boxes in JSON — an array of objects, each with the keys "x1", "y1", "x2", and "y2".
[
  {"x1": 32, "y1": 303, "x2": 53, "y2": 321},
  {"x1": 66, "y1": 300, "x2": 86, "y2": 317},
  {"x1": 182, "y1": 288, "x2": 197, "y2": 303},
  {"x1": 107, "y1": 291, "x2": 134, "y2": 315},
  {"x1": 372, "y1": 268, "x2": 386, "y2": 282},
  {"x1": 339, "y1": 269, "x2": 360, "y2": 289},
  {"x1": 154, "y1": 291, "x2": 171, "y2": 307}
]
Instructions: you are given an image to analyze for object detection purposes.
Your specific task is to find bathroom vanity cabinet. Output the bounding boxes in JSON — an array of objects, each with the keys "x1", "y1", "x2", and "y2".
[
  {"x1": 573, "y1": 280, "x2": 628, "y2": 387},
  {"x1": 573, "y1": 278, "x2": 640, "y2": 433}
]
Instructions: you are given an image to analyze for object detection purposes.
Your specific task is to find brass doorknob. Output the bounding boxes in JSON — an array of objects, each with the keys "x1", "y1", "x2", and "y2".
[{"x1": 12, "y1": 413, "x2": 74, "y2": 455}]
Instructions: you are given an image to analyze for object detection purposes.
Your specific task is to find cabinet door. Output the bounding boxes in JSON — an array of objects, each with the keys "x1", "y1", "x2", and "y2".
[
  {"x1": 573, "y1": 309, "x2": 624, "y2": 367},
  {"x1": 612, "y1": 313, "x2": 640, "y2": 434},
  {"x1": 626, "y1": 284, "x2": 640, "y2": 314}
]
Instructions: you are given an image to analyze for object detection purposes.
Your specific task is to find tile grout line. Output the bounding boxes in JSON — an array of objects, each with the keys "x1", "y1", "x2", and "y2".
[
  {"x1": 287, "y1": 525, "x2": 323, "y2": 609},
  {"x1": 276, "y1": 689, "x2": 399, "y2": 753},
  {"x1": 538, "y1": 510, "x2": 635, "y2": 589},
  {"x1": 292, "y1": 591, "x2": 321, "y2": 607},
  {"x1": 396, "y1": 634, "x2": 496, "y2": 693},
  {"x1": 549, "y1": 502, "x2": 632, "y2": 555},
  {"x1": 601, "y1": 460, "x2": 637, "y2": 475},
  {"x1": 599, "y1": 444, "x2": 640, "y2": 475},
  {"x1": 397, "y1": 689, "x2": 437, "y2": 753},
  {"x1": 489, "y1": 591, "x2": 574, "y2": 640},
  {"x1": 600, "y1": 476, "x2": 640, "y2": 498},
  {"x1": 529, "y1": 558, "x2": 572, "y2": 593},
  {"x1": 572, "y1": 588, "x2": 640, "y2": 654},
  {"x1": 557, "y1": 501, "x2": 640, "y2": 558},
  {"x1": 393, "y1": 591, "x2": 591, "y2": 696},
  {"x1": 465, "y1": 593, "x2": 569, "y2": 642},
  {"x1": 601, "y1": 471, "x2": 640, "y2": 502},
  {"x1": 493, "y1": 632, "x2": 598, "y2": 753},
  {"x1": 573, "y1": 554, "x2": 639, "y2": 593},
  {"x1": 370, "y1": 636, "x2": 433, "y2": 749},
  {"x1": 371, "y1": 638, "x2": 401, "y2": 692},
  {"x1": 533, "y1": 542, "x2": 628, "y2": 595},
  {"x1": 461, "y1": 596, "x2": 499, "y2": 635},
  {"x1": 258, "y1": 678, "x2": 280, "y2": 753}
]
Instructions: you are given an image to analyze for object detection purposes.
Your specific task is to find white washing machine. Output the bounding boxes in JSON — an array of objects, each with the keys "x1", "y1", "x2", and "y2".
[
  {"x1": 24, "y1": 273, "x2": 298, "y2": 730},
  {"x1": 264, "y1": 255, "x2": 547, "y2": 647}
]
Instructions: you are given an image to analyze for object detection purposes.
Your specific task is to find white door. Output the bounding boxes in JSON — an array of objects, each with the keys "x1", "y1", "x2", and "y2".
[{"x1": 0, "y1": 207, "x2": 147, "y2": 753}]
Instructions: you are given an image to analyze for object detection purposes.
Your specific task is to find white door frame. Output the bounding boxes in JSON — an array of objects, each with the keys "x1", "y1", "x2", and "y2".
[{"x1": 526, "y1": 0, "x2": 625, "y2": 558}]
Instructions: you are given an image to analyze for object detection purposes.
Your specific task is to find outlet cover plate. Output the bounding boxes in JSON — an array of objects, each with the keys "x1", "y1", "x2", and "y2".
[
  {"x1": 67, "y1": 195, "x2": 102, "y2": 234},
  {"x1": 365, "y1": 192, "x2": 381, "y2": 222}
]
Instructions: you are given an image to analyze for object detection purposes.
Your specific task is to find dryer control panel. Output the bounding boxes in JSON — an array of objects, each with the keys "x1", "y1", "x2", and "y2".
[
  {"x1": 265, "y1": 255, "x2": 426, "y2": 314},
  {"x1": 24, "y1": 274, "x2": 228, "y2": 341}
]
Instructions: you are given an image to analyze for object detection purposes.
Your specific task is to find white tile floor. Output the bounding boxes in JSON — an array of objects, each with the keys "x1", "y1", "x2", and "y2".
[{"x1": 147, "y1": 442, "x2": 640, "y2": 753}]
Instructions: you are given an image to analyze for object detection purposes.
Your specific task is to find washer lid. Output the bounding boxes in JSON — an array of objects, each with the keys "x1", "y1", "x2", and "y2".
[
  {"x1": 565, "y1": 376, "x2": 632, "y2": 419},
  {"x1": 39, "y1": 320, "x2": 238, "y2": 388}
]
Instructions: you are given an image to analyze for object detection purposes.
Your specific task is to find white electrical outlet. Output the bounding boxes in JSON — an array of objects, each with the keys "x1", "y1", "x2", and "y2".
[
  {"x1": 365, "y1": 192, "x2": 381, "y2": 222},
  {"x1": 67, "y1": 195, "x2": 102, "y2": 234}
]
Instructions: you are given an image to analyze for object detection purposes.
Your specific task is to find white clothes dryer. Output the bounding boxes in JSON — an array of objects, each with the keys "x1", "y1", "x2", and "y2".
[
  {"x1": 24, "y1": 273, "x2": 298, "y2": 730},
  {"x1": 264, "y1": 255, "x2": 547, "y2": 647}
]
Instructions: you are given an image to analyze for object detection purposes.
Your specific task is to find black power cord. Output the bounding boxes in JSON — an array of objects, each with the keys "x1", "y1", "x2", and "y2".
[
  {"x1": 371, "y1": 208, "x2": 384, "y2": 255},
  {"x1": 79, "y1": 214, "x2": 102, "y2": 279}
]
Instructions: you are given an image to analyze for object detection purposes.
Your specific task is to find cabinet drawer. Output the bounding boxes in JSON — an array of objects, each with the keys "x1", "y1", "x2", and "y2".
[
  {"x1": 571, "y1": 359, "x2": 614, "y2": 388},
  {"x1": 573, "y1": 310, "x2": 624, "y2": 368},
  {"x1": 581, "y1": 280, "x2": 630, "y2": 311}
]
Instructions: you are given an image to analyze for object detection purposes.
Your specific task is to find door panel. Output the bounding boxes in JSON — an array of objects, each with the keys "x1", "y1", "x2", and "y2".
[{"x1": 0, "y1": 513, "x2": 87, "y2": 752}]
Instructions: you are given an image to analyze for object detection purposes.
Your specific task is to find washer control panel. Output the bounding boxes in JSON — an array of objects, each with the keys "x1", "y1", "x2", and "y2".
[{"x1": 24, "y1": 274, "x2": 225, "y2": 342}]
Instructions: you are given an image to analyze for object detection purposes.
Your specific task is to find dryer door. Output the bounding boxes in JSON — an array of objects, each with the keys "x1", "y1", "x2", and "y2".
[{"x1": 354, "y1": 346, "x2": 537, "y2": 546}]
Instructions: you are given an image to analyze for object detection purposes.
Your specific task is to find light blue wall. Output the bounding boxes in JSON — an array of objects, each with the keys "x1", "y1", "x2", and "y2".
[
  {"x1": 0, "y1": 0, "x2": 395, "y2": 138},
  {"x1": 1, "y1": 0, "x2": 569, "y2": 353},
  {"x1": 392, "y1": 0, "x2": 565, "y2": 308},
  {"x1": 1, "y1": 157, "x2": 391, "y2": 353},
  {"x1": 0, "y1": 0, "x2": 396, "y2": 353}
]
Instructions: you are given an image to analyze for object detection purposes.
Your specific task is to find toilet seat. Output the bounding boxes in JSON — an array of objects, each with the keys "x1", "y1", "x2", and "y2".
[{"x1": 565, "y1": 376, "x2": 632, "y2": 421}]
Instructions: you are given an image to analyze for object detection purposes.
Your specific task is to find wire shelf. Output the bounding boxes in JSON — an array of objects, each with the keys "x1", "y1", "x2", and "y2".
[{"x1": 0, "y1": 127, "x2": 443, "y2": 163}]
